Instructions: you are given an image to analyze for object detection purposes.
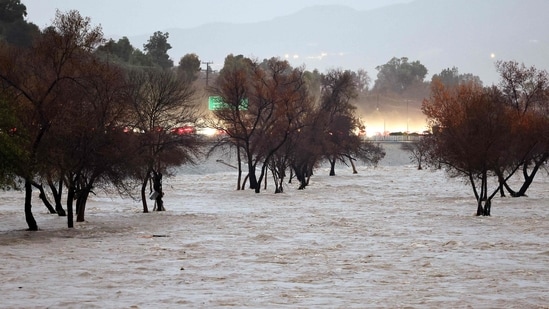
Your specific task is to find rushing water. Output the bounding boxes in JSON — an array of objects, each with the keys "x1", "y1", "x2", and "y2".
[{"x1": 1, "y1": 144, "x2": 548, "y2": 308}]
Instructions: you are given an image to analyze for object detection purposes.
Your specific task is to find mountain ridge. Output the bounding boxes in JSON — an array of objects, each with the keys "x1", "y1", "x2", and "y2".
[{"x1": 129, "y1": 0, "x2": 549, "y2": 85}]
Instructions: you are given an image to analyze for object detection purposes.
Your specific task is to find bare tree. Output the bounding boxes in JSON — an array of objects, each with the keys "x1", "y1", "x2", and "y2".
[
  {"x1": 125, "y1": 67, "x2": 202, "y2": 212},
  {"x1": 212, "y1": 56, "x2": 312, "y2": 193},
  {"x1": 0, "y1": 10, "x2": 104, "y2": 229},
  {"x1": 317, "y1": 69, "x2": 384, "y2": 176},
  {"x1": 494, "y1": 60, "x2": 549, "y2": 197},
  {"x1": 210, "y1": 54, "x2": 251, "y2": 190},
  {"x1": 288, "y1": 114, "x2": 323, "y2": 190},
  {"x1": 249, "y1": 59, "x2": 311, "y2": 193},
  {"x1": 401, "y1": 139, "x2": 429, "y2": 170},
  {"x1": 51, "y1": 57, "x2": 136, "y2": 224}
]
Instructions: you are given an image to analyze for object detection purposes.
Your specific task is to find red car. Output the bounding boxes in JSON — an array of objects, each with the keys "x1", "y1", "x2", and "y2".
[{"x1": 171, "y1": 125, "x2": 196, "y2": 135}]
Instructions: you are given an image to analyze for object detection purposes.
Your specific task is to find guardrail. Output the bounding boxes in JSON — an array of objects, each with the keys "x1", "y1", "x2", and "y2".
[{"x1": 366, "y1": 135, "x2": 424, "y2": 142}]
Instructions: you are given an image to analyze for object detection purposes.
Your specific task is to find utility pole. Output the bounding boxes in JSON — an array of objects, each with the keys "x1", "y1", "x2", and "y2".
[
  {"x1": 202, "y1": 61, "x2": 213, "y2": 86},
  {"x1": 404, "y1": 99, "x2": 411, "y2": 141}
]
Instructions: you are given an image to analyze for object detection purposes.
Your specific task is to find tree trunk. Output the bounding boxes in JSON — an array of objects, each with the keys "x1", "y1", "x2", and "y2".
[
  {"x1": 344, "y1": 155, "x2": 358, "y2": 173},
  {"x1": 476, "y1": 199, "x2": 483, "y2": 216},
  {"x1": 24, "y1": 179, "x2": 38, "y2": 231},
  {"x1": 255, "y1": 164, "x2": 266, "y2": 193},
  {"x1": 48, "y1": 178, "x2": 66, "y2": 216},
  {"x1": 76, "y1": 176, "x2": 96, "y2": 222},
  {"x1": 329, "y1": 158, "x2": 336, "y2": 176},
  {"x1": 245, "y1": 148, "x2": 258, "y2": 189},
  {"x1": 476, "y1": 199, "x2": 491, "y2": 216},
  {"x1": 292, "y1": 164, "x2": 308, "y2": 190},
  {"x1": 484, "y1": 199, "x2": 491, "y2": 216},
  {"x1": 141, "y1": 176, "x2": 149, "y2": 213},
  {"x1": 495, "y1": 168, "x2": 517, "y2": 197},
  {"x1": 38, "y1": 192, "x2": 56, "y2": 214},
  {"x1": 66, "y1": 185, "x2": 75, "y2": 228},
  {"x1": 236, "y1": 146, "x2": 242, "y2": 190},
  {"x1": 515, "y1": 175, "x2": 534, "y2": 197},
  {"x1": 496, "y1": 170, "x2": 506, "y2": 197},
  {"x1": 475, "y1": 171, "x2": 491, "y2": 216},
  {"x1": 241, "y1": 174, "x2": 249, "y2": 190},
  {"x1": 263, "y1": 166, "x2": 267, "y2": 190},
  {"x1": 288, "y1": 168, "x2": 293, "y2": 184},
  {"x1": 32, "y1": 181, "x2": 56, "y2": 214},
  {"x1": 349, "y1": 157, "x2": 357, "y2": 174},
  {"x1": 514, "y1": 157, "x2": 547, "y2": 197},
  {"x1": 152, "y1": 171, "x2": 165, "y2": 211},
  {"x1": 276, "y1": 177, "x2": 284, "y2": 193},
  {"x1": 498, "y1": 154, "x2": 548, "y2": 198},
  {"x1": 248, "y1": 162, "x2": 258, "y2": 190},
  {"x1": 271, "y1": 165, "x2": 284, "y2": 194},
  {"x1": 76, "y1": 188, "x2": 90, "y2": 222}
]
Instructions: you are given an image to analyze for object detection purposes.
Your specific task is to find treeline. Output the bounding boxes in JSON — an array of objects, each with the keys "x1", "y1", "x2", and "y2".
[
  {"x1": 0, "y1": 5, "x2": 384, "y2": 231},
  {"x1": 1, "y1": 1, "x2": 548, "y2": 232},
  {"x1": 209, "y1": 55, "x2": 385, "y2": 193},
  {"x1": 0, "y1": 9, "x2": 204, "y2": 230}
]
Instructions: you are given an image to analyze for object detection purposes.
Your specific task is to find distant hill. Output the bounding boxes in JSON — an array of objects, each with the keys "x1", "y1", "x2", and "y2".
[{"x1": 129, "y1": 0, "x2": 549, "y2": 85}]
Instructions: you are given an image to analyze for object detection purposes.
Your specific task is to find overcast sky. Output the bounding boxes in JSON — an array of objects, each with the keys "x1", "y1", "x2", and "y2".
[{"x1": 23, "y1": 0, "x2": 412, "y2": 37}]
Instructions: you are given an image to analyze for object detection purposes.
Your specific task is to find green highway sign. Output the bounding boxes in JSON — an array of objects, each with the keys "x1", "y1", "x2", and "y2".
[
  {"x1": 208, "y1": 96, "x2": 225, "y2": 110},
  {"x1": 208, "y1": 96, "x2": 248, "y2": 111}
]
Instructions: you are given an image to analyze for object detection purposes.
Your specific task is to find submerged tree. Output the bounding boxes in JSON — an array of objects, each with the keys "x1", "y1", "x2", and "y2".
[
  {"x1": 401, "y1": 138, "x2": 430, "y2": 170},
  {"x1": 288, "y1": 119, "x2": 323, "y2": 190},
  {"x1": 213, "y1": 56, "x2": 312, "y2": 193},
  {"x1": 0, "y1": 10, "x2": 104, "y2": 229},
  {"x1": 318, "y1": 69, "x2": 384, "y2": 176},
  {"x1": 423, "y1": 81, "x2": 514, "y2": 215},
  {"x1": 249, "y1": 58, "x2": 312, "y2": 193},
  {"x1": 209, "y1": 54, "x2": 251, "y2": 190},
  {"x1": 494, "y1": 60, "x2": 549, "y2": 197},
  {"x1": 49, "y1": 54, "x2": 137, "y2": 224},
  {"x1": 125, "y1": 67, "x2": 202, "y2": 212}
]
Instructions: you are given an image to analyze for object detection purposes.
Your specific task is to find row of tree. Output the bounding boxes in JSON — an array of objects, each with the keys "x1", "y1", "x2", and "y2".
[
  {"x1": 0, "y1": 5, "x2": 384, "y2": 230},
  {"x1": 209, "y1": 55, "x2": 385, "y2": 193},
  {"x1": 2, "y1": 1, "x2": 546, "y2": 231},
  {"x1": 0, "y1": 10, "x2": 203, "y2": 230}
]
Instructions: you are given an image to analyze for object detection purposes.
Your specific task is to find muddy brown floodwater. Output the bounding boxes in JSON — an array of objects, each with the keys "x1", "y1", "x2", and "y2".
[{"x1": 1, "y1": 144, "x2": 548, "y2": 308}]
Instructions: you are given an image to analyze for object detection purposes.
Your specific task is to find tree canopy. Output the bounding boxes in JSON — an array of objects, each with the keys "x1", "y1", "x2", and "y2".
[
  {"x1": 0, "y1": 0, "x2": 39, "y2": 46},
  {"x1": 177, "y1": 53, "x2": 201, "y2": 83},
  {"x1": 0, "y1": 10, "x2": 203, "y2": 230},
  {"x1": 0, "y1": 0, "x2": 27, "y2": 23},
  {"x1": 144, "y1": 31, "x2": 173, "y2": 69},
  {"x1": 422, "y1": 61, "x2": 549, "y2": 215},
  {"x1": 374, "y1": 57, "x2": 428, "y2": 93},
  {"x1": 431, "y1": 67, "x2": 482, "y2": 88},
  {"x1": 2, "y1": 3, "x2": 548, "y2": 232}
]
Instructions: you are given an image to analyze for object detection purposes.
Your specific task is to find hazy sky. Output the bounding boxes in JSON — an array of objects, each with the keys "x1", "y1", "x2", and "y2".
[{"x1": 24, "y1": 0, "x2": 412, "y2": 37}]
